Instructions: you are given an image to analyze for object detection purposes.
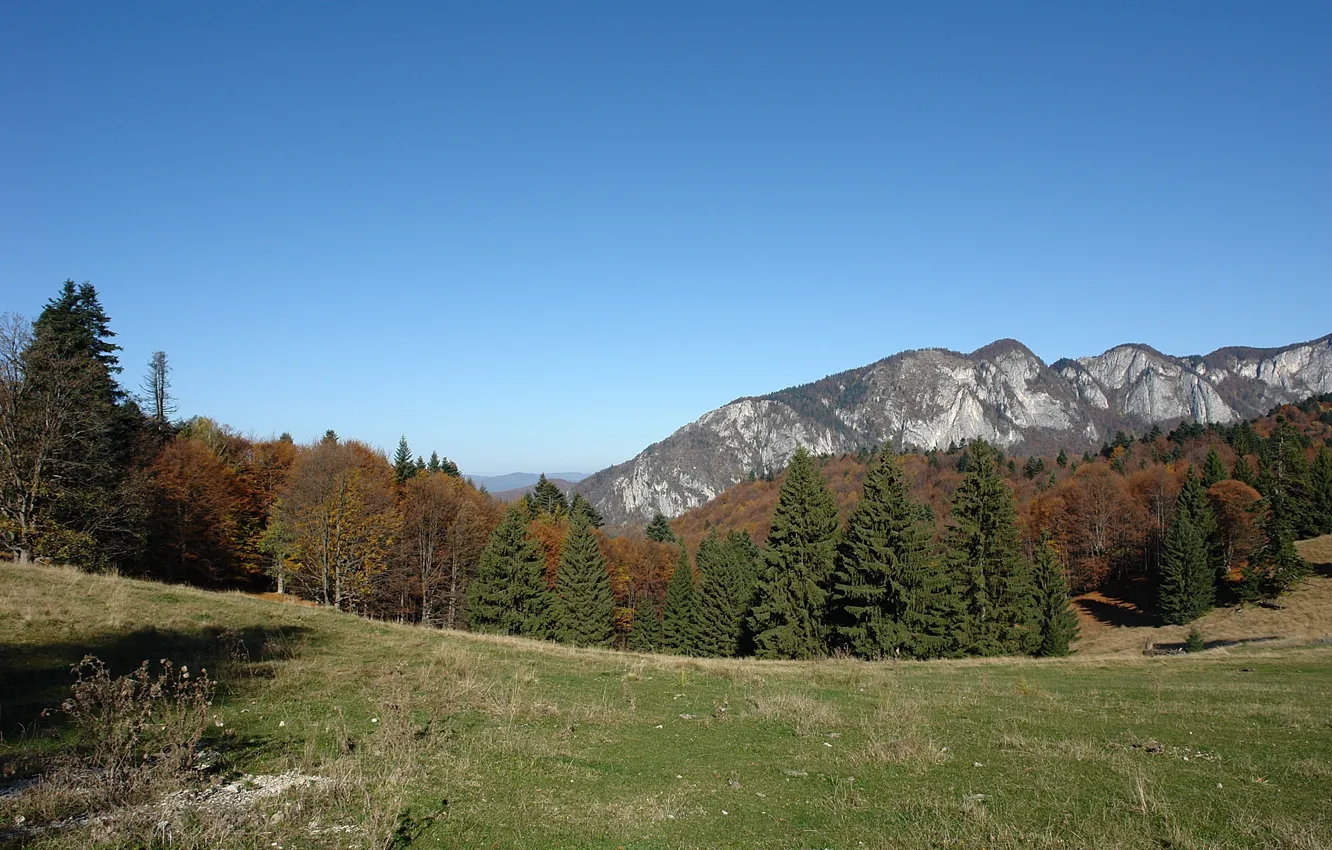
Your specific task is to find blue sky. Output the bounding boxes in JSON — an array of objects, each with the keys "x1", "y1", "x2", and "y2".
[{"x1": 3, "y1": 2, "x2": 1329, "y2": 474}]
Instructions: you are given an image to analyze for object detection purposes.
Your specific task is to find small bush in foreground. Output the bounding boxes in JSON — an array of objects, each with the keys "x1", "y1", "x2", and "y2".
[
  {"x1": 1184, "y1": 628, "x2": 1205, "y2": 653},
  {"x1": 60, "y1": 655, "x2": 215, "y2": 802}
]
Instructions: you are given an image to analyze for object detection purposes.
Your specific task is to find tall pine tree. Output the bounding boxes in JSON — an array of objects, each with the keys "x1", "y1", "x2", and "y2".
[
  {"x1": 1202, "y1": 447, "x2": 1227, "y2": 487},
  {"x1": 747, "y1": 448, "x2": 840, "y2": 659},
  {"x1": 661, "y1": 544, "x2": 699, "y2": 654},
  {"x1": 530, "y1": 473, "x2": 569, "y2": 518},
  {"x1": 392, "y1": 436, "x2": 415, "y2": 484},
  {"x1": 628, "y1": 599, "x2": 663, "y2": 653},
  {"x1": 467, "y1": 505, "x2": 555, "y2": 638},
  {"x1": 646, "y1": 513, "x2": 677, "y2": 543},
  {"x1": 554, "y1": 516, "x2": 616, "y2": 647},
  {"x1": 1032, "y1": 537, "x2": 1079, "y2": 657},
  {"x1": 1157, "y1": 479, "x2": 1214, "y2": 624},
  {"x1": 1309, "y1": 446, "x2": 1332, "y2": 535},
  {"x1": 695, "y1": 529, "x2": 760, "y2": 657},
  {"x1": 569, "y1": 492, "x2": 604, "y2": 528},
  {"x1": 827, "y1": 449, "x2": 951, "y2": 659},
  {"x1": 942, "y1": 440, "x2": 1039, "y2": 656}
]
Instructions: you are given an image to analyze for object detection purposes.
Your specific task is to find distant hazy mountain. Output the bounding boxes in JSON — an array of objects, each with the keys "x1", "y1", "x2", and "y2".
[
  {"x1": 577, "y1": 334, "x2": 1332, "y2": 525},
  {"x1": 489, "y1": 478, "x2": 580, "y2": 503},
  {"x1": 465, "y1": 472, "x2": 589, "y2": 492}
]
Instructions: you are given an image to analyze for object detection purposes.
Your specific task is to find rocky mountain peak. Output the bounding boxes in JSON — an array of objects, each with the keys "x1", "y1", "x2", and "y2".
[{"x1": 578, "y1": 334, "x2": 1332, "y2": 525}]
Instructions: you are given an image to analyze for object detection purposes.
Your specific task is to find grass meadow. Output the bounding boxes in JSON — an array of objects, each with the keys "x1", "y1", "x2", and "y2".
[{"x1": 2, "y1": 552, "x2": 1330, "y2": 849}]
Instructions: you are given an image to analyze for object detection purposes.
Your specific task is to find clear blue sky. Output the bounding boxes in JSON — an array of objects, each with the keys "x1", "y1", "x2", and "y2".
[{"x1": 3, "y1": 3, "x2": 1329, "y2": 474}]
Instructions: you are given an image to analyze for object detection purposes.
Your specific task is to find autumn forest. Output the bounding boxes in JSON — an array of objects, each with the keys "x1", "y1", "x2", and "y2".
[{"x1": 4, "y1": 281, "x2": 1332, "y2": 661}]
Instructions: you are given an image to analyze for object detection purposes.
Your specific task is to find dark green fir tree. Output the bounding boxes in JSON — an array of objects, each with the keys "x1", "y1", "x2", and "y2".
[
  {"x1": 531, "y1": 474, "x2": 569, "y2": 518},
  {"x1": 1231, "y1": 454, "x2": 1256, "y2": 486},
  {"x1": 1032, "y1": 537, "x2": 1079, "y2": 657},
  {"x1": 392, "y1": 436, "x2": 416, "y2": 484},
  {"x1": 628, "y1": 599, "x2": 663, "y2": 653},
  {"x1": 747, "y1": 447, "x2": 841, "y2": 659},
  {"x1": 1202, "y1": 447, "x2": 1227, "y2": 487},
  {"x1": 942, "y1": 440, "x2": 1039, "y2": 656},
  {"x1": 1157, "y1": 481, "x2": 1215, "y2": 624},
  {"x1": 554, "y1": 516, "x2": 616, "y2": 647},
  {"x1": 569, "y1": 492, "x2": 604, "y2": 528},
  {"x1": 661, "y1": 544, "x2": 699, "y2": 654},
  {"x1": 1309, "y1": 446, "x2": 1332, "y2": 535},
  {"x1": 695, "y1": 529, "x2": 760, "y2": 657},
  {"x1": 646, "y1": 513, "x2": 677, "y2": 544},
  {"x1": 467, "y1": 505, "x2": 555, "y2": 638},
  {"x1": 827, "y1": 449, "x2": 951, "y2": 659}
]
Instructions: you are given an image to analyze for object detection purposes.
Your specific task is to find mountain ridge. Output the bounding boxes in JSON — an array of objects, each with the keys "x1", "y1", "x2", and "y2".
[{"x1": 577, "y1": 334, "x2": 1332, "y2": 525}]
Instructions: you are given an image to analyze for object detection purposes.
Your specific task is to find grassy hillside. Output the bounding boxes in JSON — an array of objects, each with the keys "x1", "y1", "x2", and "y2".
[{"x1": 2, "y1": 563, "x2": 1331, "y2": 849}]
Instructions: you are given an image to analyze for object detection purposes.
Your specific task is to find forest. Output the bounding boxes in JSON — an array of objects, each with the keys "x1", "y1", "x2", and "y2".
[{"x1": 4, "y1": 281, "x2": 1331, "y2": 661}]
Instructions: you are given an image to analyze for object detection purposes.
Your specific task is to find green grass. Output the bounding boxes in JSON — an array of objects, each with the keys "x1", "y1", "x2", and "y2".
[{"x1": 2, "y1": 563, "x2": 1330, "y2": 849}]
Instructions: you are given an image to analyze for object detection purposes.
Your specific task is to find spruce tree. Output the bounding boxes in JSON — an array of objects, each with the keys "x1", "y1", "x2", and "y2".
[
  {"x1": 1258, "y1": 419, "x2": 1316, "y2": 537},
  {"x1": 1202, "y1": 447, "x2": 1227, "y2": 487},
  {"x1": 569, "y1": 492, "x2": 604, "y2": 528},
  {"x1": 661, "y1": 544, "x2": 699, "y2": 654},
  {"x1": 554, "y1": 516, "x2": 616, "y2": 647},
  {"x1": 646, "y1": 513, "x2": 677, "y2": 543},
  {"x1": 1056, "y1": 449, "x2": 1068, "y2": 468},
  {"x1": 1032, "y1": 538, "x2": 1079, "y2": 657},
  {"x1": 1157, "y1": 485, "x2": 1214, "y2": 624},
  {"x1": 747, "y1": 447, "x2": 841, "y2": 659},
  {"x1": 427, "y1": 451, "x2": 442, "y2": 474},
  {"x1": 695, "y1": 529, "x2": 760, "y2": 657},
  {"x1": 628, "y1": 600, "x2": 663, "y2": 652},
  {"x1": 1231, "y1": 454, "x2": 1256, "y2": 486},
  {"x1": 467, "y1": 505, "x2": 555, "y2": 638},
  {"x1": 392, "y1": 436, "x2": 415, "y2": 484},
  {"x1": 942, "y1": 440, "x2": 1039, "y2": 656},
  {"x1": 1309, "y1": 446, "x2": 1332, "y2": 535},
  {"x1": 1178, "y1": 471, "x2": 1223, "y2": 582},
  {"x1": 1242, "y1": 489, "x2": 1309, "y2": 599},
  {"x1": 827, "y1": 449, "x2": 951, "y2": 659},
  {"x1": 20, "y1": 281, "x2": 142, "y2": 569},
  {"x1": 531, "y1": 474, "x2": 569, "y2": 518}
]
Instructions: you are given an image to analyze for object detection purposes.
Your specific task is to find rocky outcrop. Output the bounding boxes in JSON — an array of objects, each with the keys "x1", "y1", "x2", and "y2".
[{"x1": 579, "y1": 334, "x2": 1332, "y2": 525}]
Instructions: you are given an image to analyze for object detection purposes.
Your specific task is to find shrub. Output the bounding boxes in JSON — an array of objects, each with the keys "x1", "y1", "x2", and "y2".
[
  {"x1": 60, "y1": 655, "x2": 215, "y2": 801},
  {"x1": 1184, "y1": 628, "x2": 1205, "y2": 653}
]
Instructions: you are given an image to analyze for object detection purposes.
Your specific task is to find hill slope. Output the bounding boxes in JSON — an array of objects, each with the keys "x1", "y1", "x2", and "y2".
[
  {"x1": 3, "y1": 563, "x2": 1331, "y2": 848},
  {"x1": 580, "y1": 334, "x2": 1332, "y2": 524}
]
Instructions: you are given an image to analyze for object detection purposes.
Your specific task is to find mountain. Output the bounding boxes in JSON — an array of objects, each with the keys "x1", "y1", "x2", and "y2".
[
  {"x1": 578, "y1": 334, "x2": 1332, "y2": 525},
  {"x1": 465, "y1": 472, "x2": 589, "y2": 492},
  {"x1": 489, "y1": 478, "x2": 580, "y2": 503}
]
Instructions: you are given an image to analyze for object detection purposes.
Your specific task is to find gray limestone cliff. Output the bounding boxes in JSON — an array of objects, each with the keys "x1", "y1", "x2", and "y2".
[{"x1": 579, "y1": 334, "x2": 1332, "y2": 525}]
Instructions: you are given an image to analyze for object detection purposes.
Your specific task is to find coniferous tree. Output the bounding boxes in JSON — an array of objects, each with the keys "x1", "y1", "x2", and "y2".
[
  {"x1": 646, "y1": 513, "x2": 677, "y2": 543},
  {"x1": 747, "y1": 447, "x2": 840, "y2": 659},
  {"x1": 1032, "y1": 538, "x2": 1079, "y2": 657},
  {"x1": 694, "y1": 529, "x2": 760, "y2": 657},
  {"x1": 1258, "y1": 419, "x2": 1316, "y2": 537},
  {"x1": 531, "y1": 473, "x2": 569, "y2": 518},
  {"x1": 392, "y1": 436, "x2": 415, "y2": 484},
  {"x1": 554, "y1": 516, "x2": 616, "y2": 647},
  {"x1": 628, "y1": 599, "x2": 663, "y2": 652},
  {"x1": 661, "y1": 544, "x2": 698, "y2": 654},
  {"x1": 942, "y1": 440, "x2": 1039, "y2": 656},
  {"x1": 569, "y1": 492, "x2": 604, "y2": 528},
  {"x1": 1178, "y1": 471, "x2": 1223, "y2": 582},
  {"x1": 1202, "y1": 447, "x2": 1227, "y2": 487},
  {"x1": 827, "y1": 449, "x2": 951, "y2": 659},
  {"x1": 427, "y1": 451, "x2": 442, "y2": 474},
  {"x1": 1231, "y1": 454, "x2": 1256, "y2": 486},
  {"x1": 10, "y1": 281, "x2": 145, "y2": 568},
  {"x1": 467, "y1": 505, "x2": 555, "y2": 638},
  {"x1": 1243, "y1": 494, "x2": 1308, "y2": 599},
  {"x1": 1055, "y1": 449, "x2": 1068, "y2": 468},
  {"x1": 1308, "y1": 446, "x2": 1332, "y2": 535},
  {"x1": 1157, "y1": 482, "x2": 1214, "y2": 624}
]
